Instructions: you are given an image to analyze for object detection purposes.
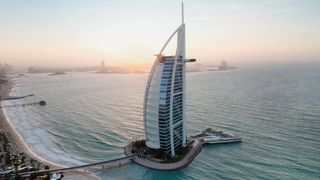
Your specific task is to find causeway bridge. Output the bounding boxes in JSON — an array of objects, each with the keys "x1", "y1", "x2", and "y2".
[{"x1": 17, "y1": 155, "x2": 136, "y2": 176}]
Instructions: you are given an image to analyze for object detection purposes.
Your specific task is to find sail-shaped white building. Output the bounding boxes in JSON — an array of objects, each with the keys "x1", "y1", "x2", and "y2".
[{"x1": 143, "y1": 3, "x2": 196, "y2": 157}]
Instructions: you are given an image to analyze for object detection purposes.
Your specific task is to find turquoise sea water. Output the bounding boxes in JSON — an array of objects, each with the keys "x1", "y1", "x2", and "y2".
[{"x1": 3, "y1": 62, "x2": 320, "y2": 179}]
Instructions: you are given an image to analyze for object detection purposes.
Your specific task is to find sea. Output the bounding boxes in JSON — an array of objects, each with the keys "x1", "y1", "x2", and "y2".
[{"x1": 3, "y1": 62, "x2": 320, "y2": 179}]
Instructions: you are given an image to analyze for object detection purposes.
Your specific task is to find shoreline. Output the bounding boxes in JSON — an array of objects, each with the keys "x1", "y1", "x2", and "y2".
[
  {"x1": 0, "y1": 79, "x2": 62, "y2": 169},
  {"x1": 0, "y1": 78, "x2": 98, "y2": 179}
]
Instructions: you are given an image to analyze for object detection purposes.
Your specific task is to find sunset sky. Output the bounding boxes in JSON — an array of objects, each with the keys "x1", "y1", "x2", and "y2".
[{"x1": 0, "y1": 0, "x2": 320, "y2": 68}]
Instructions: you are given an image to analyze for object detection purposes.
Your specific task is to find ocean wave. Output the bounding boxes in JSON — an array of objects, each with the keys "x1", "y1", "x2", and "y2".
[{"x1": 2, "y1": 93, "x2": 85, "y2": 167}]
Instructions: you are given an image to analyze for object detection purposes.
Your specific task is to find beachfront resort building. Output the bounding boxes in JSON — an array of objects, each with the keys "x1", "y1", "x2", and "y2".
[{"x1": 143, "y1": 4, "x2": 195, "y2": 157}]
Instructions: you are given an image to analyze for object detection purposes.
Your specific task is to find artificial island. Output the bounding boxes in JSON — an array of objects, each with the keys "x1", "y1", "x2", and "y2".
[{"x1": 124, "y1": 3, "x2": 241, "y2": 170}]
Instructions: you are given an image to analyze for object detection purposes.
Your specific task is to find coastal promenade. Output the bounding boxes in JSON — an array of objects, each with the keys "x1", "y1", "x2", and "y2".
[{"x1": 124, "y1": 139, "x2": 203, "y2": 171}]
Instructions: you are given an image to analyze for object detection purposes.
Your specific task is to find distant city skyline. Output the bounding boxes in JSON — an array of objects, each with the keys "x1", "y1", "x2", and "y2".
[{"x1": 1, "y1": 0, "x2": 320, "y2": 68}]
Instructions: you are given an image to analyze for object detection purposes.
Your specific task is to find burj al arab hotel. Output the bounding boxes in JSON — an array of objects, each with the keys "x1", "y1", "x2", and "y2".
[{"x1": 143, "y1": 3, "x2": 196, "y2": 157}]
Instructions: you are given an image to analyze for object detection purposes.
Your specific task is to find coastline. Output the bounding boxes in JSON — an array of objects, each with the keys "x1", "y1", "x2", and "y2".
[
  {"x1": 0, "y1": 80, "x2": 62, "y2": 169},
  {"x1": 0, "y1": 78, "x2": 98, "y2": 179}
]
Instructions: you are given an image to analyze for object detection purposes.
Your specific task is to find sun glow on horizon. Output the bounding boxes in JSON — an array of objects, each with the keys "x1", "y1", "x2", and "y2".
[{"x1": 0, "y1": 0, "x2": 320, "y2": 68}]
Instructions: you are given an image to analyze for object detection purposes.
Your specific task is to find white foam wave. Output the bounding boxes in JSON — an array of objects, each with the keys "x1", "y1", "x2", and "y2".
[{"x1": 2, "y1": 88, "x2": 85, "y2": 167}]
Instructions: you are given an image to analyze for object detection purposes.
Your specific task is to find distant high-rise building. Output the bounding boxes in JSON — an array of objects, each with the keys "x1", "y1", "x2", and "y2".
[
  {"x1": 28, "y1": 67, "x2": 35, "y2": 73},
  {"x1": 143, "y1": 3, "x2": 196, "y2": 157},
  {"x1": 0, "y1": 63, "x2": 3, "y2": 74},
  {"x1": 221, "y1": 61, "x2": 227, "y2": 67},
  {"x1": 0, "y1": 62, "x2": 13, "y2": 74},
  {"x1": 219, "y1": 61, "x2": 227, "y2": 70},
  {"x1": 101, "y1": 60, "x2": 105, "y2": 67}
]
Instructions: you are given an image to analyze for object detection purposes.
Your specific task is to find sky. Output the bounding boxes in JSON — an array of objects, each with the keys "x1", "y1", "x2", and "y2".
[{"x1": 0, "y1": 0, "x2": 320, "y2": 68}]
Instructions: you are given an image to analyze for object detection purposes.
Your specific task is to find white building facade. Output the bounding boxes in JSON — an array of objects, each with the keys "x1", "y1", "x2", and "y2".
[{"x1": 143, "y1": 4, "x2": 195, "y2": 157}]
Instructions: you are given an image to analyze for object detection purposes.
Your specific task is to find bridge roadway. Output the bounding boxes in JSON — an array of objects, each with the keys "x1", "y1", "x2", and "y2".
[{"x1": 17, "y1": 155, "x2": 136, "y2": 176}]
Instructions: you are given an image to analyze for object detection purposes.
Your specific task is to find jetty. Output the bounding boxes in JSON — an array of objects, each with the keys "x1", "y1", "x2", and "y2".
[
  {"x1": 0, "y1": 94, "x2": 34, "y2": 101},
  {"x1": 0, "y1": 101, "x2": 46, "y2": 108}
]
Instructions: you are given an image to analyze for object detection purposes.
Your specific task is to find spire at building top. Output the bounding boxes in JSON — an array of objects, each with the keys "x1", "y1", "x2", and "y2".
[{"x1": 182, "y1": 2, "x2": 184, "y2": 24}]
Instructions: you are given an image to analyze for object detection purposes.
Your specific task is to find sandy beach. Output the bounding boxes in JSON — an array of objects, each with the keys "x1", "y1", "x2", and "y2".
[
  {"x1": 0, "y1": 78, "x2": 98, "y2": 179},
  {"x1": 0, "y1": 79, "x2": 63, "y2": 169}
]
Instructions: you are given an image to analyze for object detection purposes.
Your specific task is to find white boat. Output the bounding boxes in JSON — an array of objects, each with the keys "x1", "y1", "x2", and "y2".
[
  {"x1": 202, "y1": 136, "x2": 241, "y2": 144},
  {"x1": 193, "y1": 128, "x2": 242, "y2": 144}
]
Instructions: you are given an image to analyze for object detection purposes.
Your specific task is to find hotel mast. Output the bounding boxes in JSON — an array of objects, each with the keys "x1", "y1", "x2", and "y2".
[{"x1": 143, "y1": 3, "x2": 195, "y2": 157}]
